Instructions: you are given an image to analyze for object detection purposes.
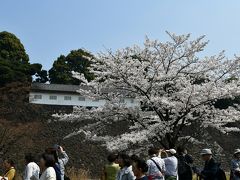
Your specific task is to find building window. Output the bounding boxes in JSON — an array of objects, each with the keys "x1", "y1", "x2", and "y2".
[
  {"x1": 64, "y1": 96, "x2": 72, "y2": 100},
  {"x1": 49, "y1": 95, "x2": 57, "y2": 100},
  {"x1": 34, "y1": 94, "x2": 42, "y2": 99},
  {"x1": 79, "y1": 97, "x2": 85, "y2": 101}
]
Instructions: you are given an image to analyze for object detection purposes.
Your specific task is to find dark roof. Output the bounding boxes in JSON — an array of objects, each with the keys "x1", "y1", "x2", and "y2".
[
  {"x1": 31, "y1": 83, "x2": 87, "y2": 93},
  {"x1": 31, "y1": 83, "x2": 135, "y2": 97}
]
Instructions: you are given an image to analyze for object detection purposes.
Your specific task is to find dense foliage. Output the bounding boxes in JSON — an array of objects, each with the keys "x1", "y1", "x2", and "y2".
[
  {"x1": 0, "y1": 31, "x2": 48, "y2": 86},
  {"x1": 56, "y1": 32, "x2": 240, "y2": 150},
  {"x1": 0, "y1": 31, "x2": 29, "y2": 63},
  {"x1": 49, "y1": 49, "x2": 94, "y2": 85},
  {"x1": 0, "y1": 32, "x2": 96, "y2": 86}
]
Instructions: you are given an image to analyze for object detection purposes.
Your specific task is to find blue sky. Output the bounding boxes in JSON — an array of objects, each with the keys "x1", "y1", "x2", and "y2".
[{"x1": 1, "y1": 0, "x2": 240, "y2": 70}]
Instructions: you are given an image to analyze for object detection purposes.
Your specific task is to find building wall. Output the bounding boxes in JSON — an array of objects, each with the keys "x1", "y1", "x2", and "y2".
[{"x1": 29, "y1": 92, "x2": 138, "y2": 107}]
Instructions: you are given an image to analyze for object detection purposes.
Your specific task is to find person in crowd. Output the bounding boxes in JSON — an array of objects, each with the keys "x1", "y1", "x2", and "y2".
[
  {"x1": 164, "y1": 149, "x2": 178, "y2": 180},
  {"x1": 146, "y1": 147, "x2": 165, "y2": 180},
  {"x1": 132, "y1": 159, "x2": 149, "y2": 180},
  {"x1": 46, "y1": 145, "x2": 69, "y2": 180},
  {"x1": 2, "y1": 158, "x2": 16, "y2": 180},
  {"x1": 101, "y1": 153, "x2": 120, "y2": 180},
  {"x1": 116, "y1": 153, "x2": 135, "y2": 180},
  {"x1": 231, "y1": 149, "x2": 240, "y2": 180},
  {"x1": 197, "y1": 149, "x2": 218, "y2": 180},
  {"x1": 39, "y1": 153, "x2": 56, "y2": 180},
  {"x1": 160, "y1": 151, "x2": 168, "y2": 159},
  {"x1": 24, "y1": 153, "x2": 40, "y2": 180},
  {"x1": 131, "y1": 155, "x2": 140, "y2": 164},
  {"x1": 176, "y1": 146, "x2": 193, "y2": 180}
]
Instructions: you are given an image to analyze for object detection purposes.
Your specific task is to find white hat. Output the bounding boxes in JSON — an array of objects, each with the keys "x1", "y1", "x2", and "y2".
[
  {"x1": 200, "y1": 149, "x2": 212, "y2": 155},
  {"x1": 234, "y1": 149, "x2": 240, "y2": 155},
  {"x1": 166, "y1": 149, "x2": 177, "y2": 154}
]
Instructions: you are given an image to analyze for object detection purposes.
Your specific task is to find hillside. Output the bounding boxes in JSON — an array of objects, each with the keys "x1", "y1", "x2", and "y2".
[
  {"x1": 0, "y1": 82, "x2": 107, "y2": 178},
  {"x1": 0, "y1": 82, "x2": 240, "y2": 178}
]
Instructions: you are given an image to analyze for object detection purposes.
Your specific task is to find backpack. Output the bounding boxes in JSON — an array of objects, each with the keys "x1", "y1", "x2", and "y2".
[
  {"x1": 217, "y1": 168, "x2": 227, "y2": 180},
  {"x1": 54, "y1": 163, "x2": 62, "y2": 180},
  {"x1": 177, "y1": 155, "x2": 189, "y2": 175}
]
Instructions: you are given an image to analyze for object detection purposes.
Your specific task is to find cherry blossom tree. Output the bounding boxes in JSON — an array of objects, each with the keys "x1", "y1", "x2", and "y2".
[{"x1": 55, "y1": 32, "x2": 240, "y2": 150}]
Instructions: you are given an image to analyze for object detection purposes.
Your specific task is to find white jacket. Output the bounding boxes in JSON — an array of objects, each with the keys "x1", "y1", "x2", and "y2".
[
  {"x1": 39, "y1": 167, "x2": 56, "y2": 180},
  {"x1": 24, "y1": 162, "x2": 40, "y2": 180},
  {"x1": 57, "y1": 151, "x2": 69, "y2": 180}
]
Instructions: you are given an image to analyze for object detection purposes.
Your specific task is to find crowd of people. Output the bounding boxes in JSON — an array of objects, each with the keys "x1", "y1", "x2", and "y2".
[
  {"x1": 1, "y1": 145, "x2": 240, "y2": 180},
  {"x1": 0, "y1": 145, "x2": 69, "y2": 180},
  {"x1": 101, "y1": 147, "x2": 240, "y2": 180}
]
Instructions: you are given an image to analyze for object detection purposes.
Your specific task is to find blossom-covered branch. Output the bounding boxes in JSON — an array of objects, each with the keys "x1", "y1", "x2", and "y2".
[{"x1": 56, "y1": 32, "x2": 240, "y2": 150}]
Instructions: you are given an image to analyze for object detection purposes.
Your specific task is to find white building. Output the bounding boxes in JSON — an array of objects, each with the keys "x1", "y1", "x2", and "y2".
[{"x1": 29, "y1": 83, "x2": 138, "y2": 108}]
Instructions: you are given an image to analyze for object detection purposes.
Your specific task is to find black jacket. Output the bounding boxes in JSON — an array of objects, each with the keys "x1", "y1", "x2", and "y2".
[
  {"x1": 201, "y1": 158, "x2": 219, "y2": 180},
  {"x1": 178, "y1": 154, "x2": 193, "y2": 180}
]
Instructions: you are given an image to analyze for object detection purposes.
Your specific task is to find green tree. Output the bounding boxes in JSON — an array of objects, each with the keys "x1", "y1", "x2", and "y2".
[
  {"x1": 0, "y1": 31, "x2": 48, "y2": 86},
  {"x1": 0, "y1": 31, "x2": 29, "y2": 64},
  {"x1": 30, "y1": 63, "x2": 49, "y2": 83},
  {"x1": 49, "y1": 49, "x2": 94, "y2": 85}
]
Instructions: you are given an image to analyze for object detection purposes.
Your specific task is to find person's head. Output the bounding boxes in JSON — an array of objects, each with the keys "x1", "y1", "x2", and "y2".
[
  {"x1": 25, "y1": 153, "x2": 36, "y2": 165},
  {"x1": 107, "y1": 153, "x2": 118, "y2": 163},
  {"x1": 177, "y1": 146, "x2": 187, "y2": 155},
  {"x1": 148, "y1": 147, "x2": 160, "y2": 157},
  {"x1": 200, "y1": 149, "x2": 213, "y2": 161},
  {"x1": 234, "y1": 149, "x2": 240, "y2": 159},
  {"x1": 45, "y1": 148, "x2": 58, "y2": 162},
  {"x1": 130, "y1": 154, "x2": 140, "y2": 163},
  {"x1": 117, "y1": 153, "x2": 131, "y2": 168},
  {"x1": 160, "y1": 151, "x2": 168, "y2": 158},
  {"x1": 166, "y1": 149, "x2": 177, "y2": 157},
  {"x1": 3, "y1": 159, "x2": 14, "y2": 170},
  {"x1": 39, "y1": 153, "x2": 55, "y2": 169},
  {"x1": 132, "y1": 159, "x2": 148, "y2": 178}
]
